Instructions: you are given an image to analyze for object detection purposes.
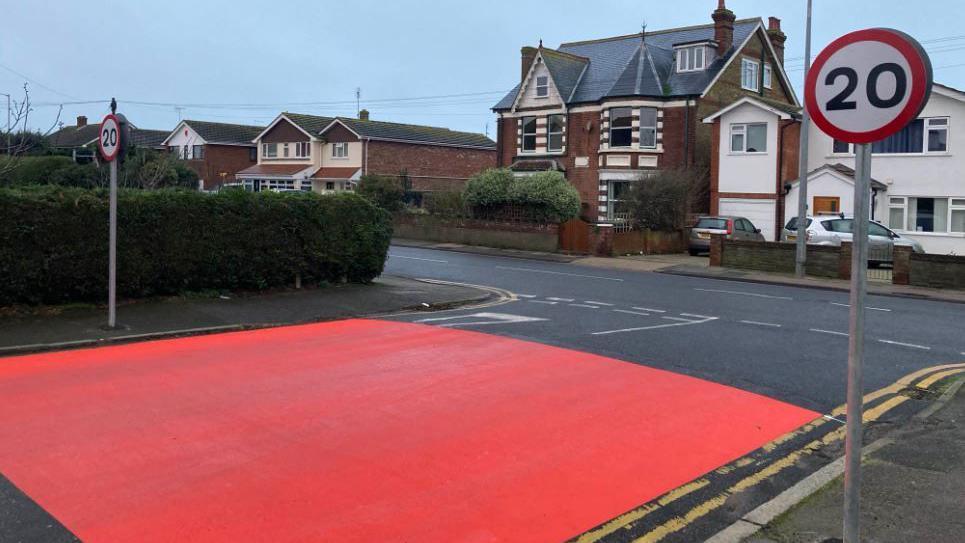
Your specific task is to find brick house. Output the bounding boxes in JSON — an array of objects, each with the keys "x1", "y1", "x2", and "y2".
[
  {"x1": 161, "y1": 120, "x2": 264, "y2": 191},
  {"x1": 492, "y1": 0, "x2": 798, "y2": 223},
  {"x1": 234, "y1": 110, "x2": 496, "y2": 193},
  {"x1": 47, "y1": 115, "x2": 168, "y2": 163}
]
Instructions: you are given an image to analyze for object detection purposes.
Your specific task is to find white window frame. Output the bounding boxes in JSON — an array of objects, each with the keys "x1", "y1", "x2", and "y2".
[
  {"x1": 888, "y1": 197, "x2": 907, "y2": 231},
  {"x1": 294, "y1": 141, "x2": 311, "y2": 158},
  {"x1": 639, "y1": 107, "x2": 657, "y2": 149},
  {"x1": 730, "y1": 123, "x2": 767, "y2": 154},
  {"x1": 676, "y1": 46, "x2": 705, "y2": 73},
  {"x1": 547, "y1": 114, "x2": 564, "y2": 152},
  {"x1": 609, "y1": 107, "x2": 633, "y2": 149},
  {"x1": 607, "y1": 180, "x2": 632, "y2": 222},
  {"x1": 282, "y1": 143, "x2": 290, "y2": 158},
  {"x1": 521, "y1": 116, "x2": 538, "y2": 152},
  {"x1": 763, "y1": 63, "x2": 772, "y2": 89},
  {"x1": 332, "y1": 142, "x2": 349, "y2": 159},
  {"x1": 832, "y1": 116, "x2": 951, "y2": 156},
  {"x1": 262, "y1": 143, "x2": 277, "y2": 158},
  {"x1": 741, "y1": 58, "x2": 760, "y2": 91},
  {"x1": 535, "y1": 75, "x2": 549, "y2": 98},
  {"x1": 890, "y1": 196, "x2": 965, "y2": 234}
]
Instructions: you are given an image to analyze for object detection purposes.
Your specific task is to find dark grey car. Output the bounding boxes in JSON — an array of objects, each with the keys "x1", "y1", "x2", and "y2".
[{"x1": 689, "y1": 216, "x2": 765, "y2": 256}]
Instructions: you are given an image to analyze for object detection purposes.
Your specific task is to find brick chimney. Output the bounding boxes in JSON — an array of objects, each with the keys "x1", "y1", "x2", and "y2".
[
  {"x1": 358, "y1": 109, "x2": 370, "y2": 121},
  {"x1": 767, "y1": 16, "x2": 787, "y2": 66},
  {"x1": 712, "y1": 0, "x2": 736, "y2": 56},
  {"x1": 521, "y1": 46, "x2": 538, "y2": 82},
  {"x1": 76, "y1": 115, "x2": 87, "y2": 127}
]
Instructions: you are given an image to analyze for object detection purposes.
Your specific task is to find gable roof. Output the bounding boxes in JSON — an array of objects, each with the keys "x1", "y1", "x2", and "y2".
[
  {"x1": 540, "y1": 49, "x2": 590, "y2": 102},
  {"x1": 165, "y1": 120, "x2": 264, "y2": 146},
  {"x1": 702, "y1": 95, "x2": 801, "y2": 123},
  {"x1": 495, "y1": 18, "x2": 773, "y2": 110},
  {"x1": 128, "y1": 129, "x2": 169, "y2": 149},
  {"x1": 321, "y1": 117, "x2": 496, "y2": 149},
  {"x1": 47, "y1": 123, "x2": 100, "y2": 148},
  {"x1": 793, "y1": 163, "x2": 886, "y2": 190}
]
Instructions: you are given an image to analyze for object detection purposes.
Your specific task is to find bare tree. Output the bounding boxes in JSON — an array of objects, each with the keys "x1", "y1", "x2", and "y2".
[{"x1": 0, "y1": 83, "x2": 63, "y2": 178}]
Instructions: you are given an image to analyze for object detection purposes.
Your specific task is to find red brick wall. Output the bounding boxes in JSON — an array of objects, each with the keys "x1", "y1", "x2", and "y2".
[
  {"x1": 187, "y1": 144, "x2": 257, "y2": 190},
  {"x1": 563, "y1": 111, "x2": 602, "y2": 220},
  {"x1": 366, "y1": 140, "x2": 496, "y2": 192},
  {"x1": 497, "y1": 117, "x2": 516, "y2": 168}
]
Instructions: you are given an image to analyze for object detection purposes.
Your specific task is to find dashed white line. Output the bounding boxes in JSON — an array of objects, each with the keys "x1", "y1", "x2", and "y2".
[
  {"x1": 830, "y1": 302, "x2": 892, "y2": 312},
  {"x1": 569, "y1": 304, "x2": 600, "y2": 309},
  {"x1": 585, "y1": 301, "x2": 614, "y2": 306},
  {"x1": 516, "y1": 294, "x2": 537, "y2": 299},
  {"x1": 613, "y1": 309, "x2": 652, "y2": 317},
  {"x1": 740, "y1": 320, "x2": 782, "y2": 328},
  {"x1": 695, "y1": 288, "x2": 792, "y2": 300},
  {"x1": 547, "y1": 297, "x2": 575, "y2": 302},
  {"x1": 877, "y1": 339, "x2": 931, "y2": 350},
  {"x1": 391, "y1": 255, "x2": 448, "y2": 263},
  {"x1": 633, "y1": 307, "x2": 666, "y2": 313},
  {"x1": 528, "y1": 300, "x2": 557, "y2": 305},
  {"x1": 495, "y1": 266, "x2": 624, "y2": 282},
  {"x1": 810, "y1": 328, "x2": 849, "y2": 337}
]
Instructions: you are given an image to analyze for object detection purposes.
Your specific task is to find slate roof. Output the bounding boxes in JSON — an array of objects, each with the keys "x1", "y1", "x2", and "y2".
[
  {"x1": 331, "y1": 117, "x2": 496, "y2": 149},
  {"x1": 181, "y1": 120, "x2": 264, "y2": 145},
  {"x1": 47, "y1": 124, "x2": 100, "y2": 148},
  {"x1": 494, "y1": 18, "x2": 762, "y2": 110},
  {"x1": 129, "y1": 129, "x2": 169, "y2": 149}
]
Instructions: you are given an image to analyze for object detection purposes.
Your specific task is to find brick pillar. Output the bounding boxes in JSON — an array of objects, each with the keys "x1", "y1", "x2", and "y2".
[
  {"x1": 709, "y1": 234, "x2": 724, "y2": 266},
  {"x1": 838, "y1": 241, "x2": 852, "y2": 280},
  {"x1": 590, "y1": 224, "x2": 614, "y2": 257},
  {"x1": 893, "y1": 245, "x2": 912, "y2": 285}
]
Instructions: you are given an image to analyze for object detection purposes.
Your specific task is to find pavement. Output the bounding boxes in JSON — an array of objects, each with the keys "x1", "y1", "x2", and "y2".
[
  {"x1": 392, "y1": 237, "x2": 580, "y2": 262},
  {"x1": 0, "y1": 275, "x2": 492, "y2": 355},
  {"x1": 743, "y1": 377, "x2": 965, "y2": 543}
]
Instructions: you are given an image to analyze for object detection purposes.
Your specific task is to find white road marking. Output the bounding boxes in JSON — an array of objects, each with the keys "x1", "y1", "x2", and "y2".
[
  {"x1": 830, "y1": 302, "x2": 891, "y2": 312},
  {"x1": 877, "y1": 339, "x2": 930, "y2": 350},
  {"x1": 528, "y1": 300, "x2": 557, "y2": 305},
  {"x1": 695, "y1": 288, "x2": 792, "y2": 300},
  {"x1": 810, "y1": 328, "x2": 849, "y2": 337},
  {"x1": 613, "y1": 309, "x2": 652, "y2": 317},
  {"x1": 823, "y1": 414, "x2": 846, "y2": 424},
  {"x1": 415, "y1": 312, "x2": 547, "y2": 327},
  {"x1": 662, "y1": 316, "x2": 695, "y2": 322},
  {"x1": 547, "y1": 297, "x2": 575, "y2": 302},
  {"x1": 592, "y1": 315, "x2": 718, "y2": 336},
  {"x1": 584, "y1": 301, "x2": 614, "y2": 306},
  {"x1": 569, "y1": 304, "x2": 600, "y2": 309},
  {"x1": 391, "y1": 255, "x2": 448, "y2": 263},
  {"x1": 495, "y1": 266, "x2": 624, "y2": 282},
  {"x1": 516, "y1": 294, "x2": 537, "y2": 298},
  {"x1": 680, "y1": 313, "x2": 715, "y2": 319},
  {"x1": 633, "y1": 307, "x2": 666, "y2": 313},
  {"x1": 740, "y1": 320, "x2": 782, "y2": 328}
]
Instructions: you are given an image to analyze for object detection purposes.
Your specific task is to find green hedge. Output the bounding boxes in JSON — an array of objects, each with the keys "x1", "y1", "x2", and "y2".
[
  {"x1": 462, "y1": 168, "x2": 580, "y2": 223},
  {"x1": 0, "y1": 187, "x2": 392, "y2": 305}
]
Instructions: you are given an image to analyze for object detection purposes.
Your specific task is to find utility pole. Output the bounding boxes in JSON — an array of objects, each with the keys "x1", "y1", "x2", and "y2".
[
  {"x1": 356, "y1": 87, "x2": 361, "y2": 118},
  {"x1": 794, "y1": 0, "x2": 813, "y2": 277}
]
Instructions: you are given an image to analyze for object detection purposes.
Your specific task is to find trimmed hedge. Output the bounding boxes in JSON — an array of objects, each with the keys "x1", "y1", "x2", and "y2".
[
  {"x1": 462, "y1": 168, "x2": 580, "y2": 223},
  {"x1": 0, "y1": 186, "x2": 392, "y2": 305}
]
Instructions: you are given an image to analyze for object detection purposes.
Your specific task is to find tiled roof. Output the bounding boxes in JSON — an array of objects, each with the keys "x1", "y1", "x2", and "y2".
[
  {"x1": 236, "y1": 164, "x2": 314, "y2": 177},
  {"x1": 540, "y1": 49, "x2": 588, "y2": 102},
  {"x1": 129, "y1": 129, "x2": 169, "y2": 149},
  {"x1": 311, "y1": 167, "x2": 360, "y2": 179},
  {"x1": 282, "y1": 112, "x2": 336, "y2": 135},
  {"x1": 182, "y1": 120, "x2": 263, "y2": 145},
  {"x1": 333, "y1": 117, "x2": 496, "y2": 149},
  {"x1": 819, "y1": 163, "x2": 886, "y2": 189},
  {"x1": 47, "y1": 124, "x2": 99, "y2": 148},
  {"x1": 494, "y1": 18, "x2": 762, "y2": 109}
]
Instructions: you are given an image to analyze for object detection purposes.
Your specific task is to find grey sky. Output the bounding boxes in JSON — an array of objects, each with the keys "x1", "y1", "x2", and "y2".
[{"x1": 3, "y1": 0, "x2": 963, "y2": 137}]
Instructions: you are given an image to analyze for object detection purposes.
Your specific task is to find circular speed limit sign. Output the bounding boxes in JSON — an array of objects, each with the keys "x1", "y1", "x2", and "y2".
[
  {"x1": 98, "y1": 114, "x2": 121, "y2": 162},
  {"x1": 805, "y1": 28, "x2": 932, "y2": 144}
]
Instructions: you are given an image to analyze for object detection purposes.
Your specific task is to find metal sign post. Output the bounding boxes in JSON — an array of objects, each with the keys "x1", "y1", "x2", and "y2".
[
  {"x1": 98, "y1": 104, "x2": 122, "y2": 329},
  {"x1": 805, "y1": 28, "x2": 932, "y2": 543}
]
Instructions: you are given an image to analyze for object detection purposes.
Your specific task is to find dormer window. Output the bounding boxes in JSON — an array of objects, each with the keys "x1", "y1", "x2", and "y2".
[
  {"x1": 676, "y1": 45, "x2": 705, "y2": 72},
  {"x1": 536, "y1": 76, "x2": 549, "y2": 98}
]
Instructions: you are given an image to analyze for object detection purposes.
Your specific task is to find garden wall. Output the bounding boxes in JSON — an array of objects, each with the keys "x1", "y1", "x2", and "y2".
[{"x1": 393, "y1": 214, "x2": 559, "y2": 252}]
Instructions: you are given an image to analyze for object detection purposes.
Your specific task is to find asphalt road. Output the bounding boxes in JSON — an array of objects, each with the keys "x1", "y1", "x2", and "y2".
[{"x1": 385, "y1": 245, "x2": 965, "y2": 413}]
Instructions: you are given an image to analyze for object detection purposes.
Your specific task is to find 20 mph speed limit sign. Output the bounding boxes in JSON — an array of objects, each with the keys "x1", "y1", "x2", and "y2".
[
  {"x1": 98, "y1": 114, "x2": 121, "y2": 162},
  {"x1": 805, "y1": 28, "x2": 932, "y2": 144}
]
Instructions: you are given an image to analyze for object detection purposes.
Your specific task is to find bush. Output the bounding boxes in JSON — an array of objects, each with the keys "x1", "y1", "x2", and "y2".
[
  {"x1": 358, "y1": 174, "x2": 405, "y2": 211},
  {"x1": 626, "y1": 168, "x2": 707, "y2": 231},
  {"x1": 0, "y1": 150, "x2": 199, "y2": 190},
  {"x1": 424, "y1": 191, "x2": 466, "y2": 217},
  {"x1": 462, "y1": 168, "x2": 580, "y2": 223},
  {"x1": 0, "y1": 156, "x2": 76, "y2": 186},
  {"x1": 0, "y1": 187, "x2": 392, "y2": 305}
]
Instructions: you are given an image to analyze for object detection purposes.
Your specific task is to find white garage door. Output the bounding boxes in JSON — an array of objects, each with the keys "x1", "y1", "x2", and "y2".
[{"x1": 719, "y1": 199, "x2": 777, "y2": 241}]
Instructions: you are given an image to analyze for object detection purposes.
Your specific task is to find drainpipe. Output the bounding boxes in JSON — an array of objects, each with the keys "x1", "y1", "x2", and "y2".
[
  {"x1": 683, "y1": 99, "x2": 690, "y2": 167},
  {"x1": 777, "y1": 119, "x2": 796, "y2": 236},
  {"x1": 363, "y1": 137, "x2": 369, "y2": 176}
]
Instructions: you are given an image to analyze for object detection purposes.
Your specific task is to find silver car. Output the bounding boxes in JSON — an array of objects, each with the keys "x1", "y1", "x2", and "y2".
[
  {"x1": 780, "y1": 216, "x2": 925, "y2": 264},
  {"x1": 689, "y1": 216, "x2": 765, "y2": 256}
]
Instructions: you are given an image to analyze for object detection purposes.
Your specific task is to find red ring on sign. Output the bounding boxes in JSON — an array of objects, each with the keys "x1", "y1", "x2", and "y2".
[
  {"x1": 98, "y1": 113, "x2": 121, "y2": 162},
  {"x1": 806, "y1": 28, "x2": 931, "y2": 144}
]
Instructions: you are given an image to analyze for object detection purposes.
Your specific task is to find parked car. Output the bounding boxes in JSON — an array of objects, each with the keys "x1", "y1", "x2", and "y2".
[
  {"x1": 689, "y1": 216, "x2": 765, "y2": 256},
  {"x1": 780, "y1": 216, "x2": 925, "y2": 265}
]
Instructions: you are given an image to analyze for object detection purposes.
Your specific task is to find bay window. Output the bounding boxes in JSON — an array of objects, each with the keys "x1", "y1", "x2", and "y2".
[
  {"x1": 639, "y1": 107, "x2": 657, "y2": 149},
  {"x1": 609, "y1": 107, "x2": 632, "y2": 148},
  {"x1": 521, "y1": 116, "x2": 537, "y2": 152},
  {"x1": 547, "y1": 114, "x2": 564, "y2": 152}
]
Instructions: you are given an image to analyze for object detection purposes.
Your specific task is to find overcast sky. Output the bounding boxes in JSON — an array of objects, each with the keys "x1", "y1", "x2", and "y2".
[{"x1": 3, "y1": 0, "x2": 963, "y2": 138}]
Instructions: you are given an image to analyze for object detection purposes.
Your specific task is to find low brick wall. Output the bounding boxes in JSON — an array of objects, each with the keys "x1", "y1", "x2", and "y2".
[
  {"x1": 714, "y1": 237, "x2": 842, "y2": 278},
  {"x1": 611, "y1": 229, "x2": 689, "y2": 256},
  {"x1": 908, "y1": 253, "x2": 965, "y2": 289},
  {"x1": 393, "y1": 214, "x2": 559, "y2": 252}
]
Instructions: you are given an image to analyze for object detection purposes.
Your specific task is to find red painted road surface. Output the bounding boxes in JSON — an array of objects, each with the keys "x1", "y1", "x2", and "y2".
[{"x1": 0, "y1": 320, "x2": 818, "y2": 542}]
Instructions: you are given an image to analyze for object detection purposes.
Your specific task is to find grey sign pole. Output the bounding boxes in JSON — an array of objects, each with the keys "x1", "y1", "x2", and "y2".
[
  {"x1": 108, "y1": 157, "x2": 117, "y2": 329},
  {"x1": 843, "y1": 142, "x2": 871, "y2": 543},
  {"x1": 794, "y1": 0, "x2": 813, "y2": 277}
]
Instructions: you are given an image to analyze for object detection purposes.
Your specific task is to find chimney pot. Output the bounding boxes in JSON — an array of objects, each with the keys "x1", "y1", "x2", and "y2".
[
  {"x1": 766, "y1": 16, "x2": 788, "y2": 66},
  {"x1": 712, "y1": 1, "x2": 736, "y2": 56},
  {"x1": 76, "y1": 115, "x2": 87, "y2": 127},
  {"x1": 359, "y1": 109, "x2": 370, "y2": 121},
  {"x1": 769, "y1": 17, "x2": 781, "y2": 31}
]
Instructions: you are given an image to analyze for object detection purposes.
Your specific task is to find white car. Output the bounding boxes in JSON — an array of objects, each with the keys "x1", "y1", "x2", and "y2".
[{"x1": 781, "y1": 216, "x2": 925, "y2": 264}]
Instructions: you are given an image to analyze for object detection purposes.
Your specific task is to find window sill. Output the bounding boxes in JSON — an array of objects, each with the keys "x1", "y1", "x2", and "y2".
[
  {"x1": 896, "y1": 231, "x2": 965, "y2": 238},
  {"x1": 599, "y1": 148, "x2": 663, "y2": 154},
  {"x1": 826, "y1": 152, "x2": 951, "y2": 158},
  {"x1": 741, "y1": 86, "x2": 759, "y2": 92},
  {"x1": 330, "y1": 156, "x2": 350, "y2": 160},
  {"x1": 728, "y1": 151, "x2": 768, "y2": 156}
]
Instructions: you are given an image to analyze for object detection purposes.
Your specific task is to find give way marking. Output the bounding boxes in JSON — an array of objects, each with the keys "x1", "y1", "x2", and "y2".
[
  {"x1": 591, "y1": 314, "x2": 718, "y2": 336},
  {"x1": 414, "y1": 312, "x2": 548, "y2": 327}
]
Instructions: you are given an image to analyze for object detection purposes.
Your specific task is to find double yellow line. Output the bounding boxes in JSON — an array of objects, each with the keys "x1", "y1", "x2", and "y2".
[{"x1": 571, "y1": 362, "x2": 965, "y2": 543}]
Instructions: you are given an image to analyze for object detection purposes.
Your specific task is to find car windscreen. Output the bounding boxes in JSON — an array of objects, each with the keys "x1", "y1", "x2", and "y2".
[
  {"x1": 695, "y1": 218, "x2": 728, "y2": 230},
  {"x1": 784, "y1": 217, "x2": 813, "y2": 230}
]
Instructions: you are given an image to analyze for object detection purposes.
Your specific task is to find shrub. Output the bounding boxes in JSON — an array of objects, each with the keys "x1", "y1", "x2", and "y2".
[
  {"x1": 0, "y1": 187, "x2": 392, "y2": 305},
  {"x1": 626, "y1": 168, "x2": 707, "y2": 231},
  {"x1": 463, "y1": 168, "x2": 579, "y2": 223},
  {"x1": 424, "y1": 191, "x2": 466, "y2": 217},
  {"x1": 358, "y1": 174, "x2": 405, "y2": 211},
  {"x1": 0, "y1": 156, "x2": 76, "y2": 186}
]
